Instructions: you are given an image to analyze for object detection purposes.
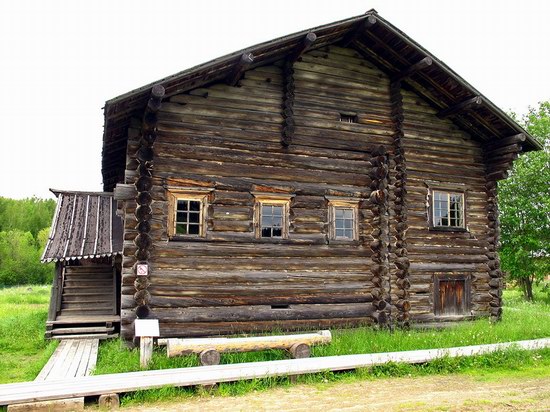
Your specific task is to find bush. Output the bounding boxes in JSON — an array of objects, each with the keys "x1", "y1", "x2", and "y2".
[{"x1": 0, "y1": 229, "x2": 54, "y2": 286}]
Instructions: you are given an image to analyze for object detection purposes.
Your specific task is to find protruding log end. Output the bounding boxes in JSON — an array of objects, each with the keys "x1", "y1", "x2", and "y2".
[
  {"x1": 135, "y1": 304, "x2": 151, "y2": 319},
  {"x1": 99, "y1": 393, "x2": 120, "y2": 409},
  {"x1": 241, "y1": 52, "x2": 255, "y2": 65},
  {"x1": 289, "y1": 343, "x2": 311, "y2": 359},
  {"x1": 364, "y1": 15, "x2": 377, "y2": 28},
  {"x1": 200, "y1": 348, "x2": 221, "y2": 366},
  {"x1": 305, "y1": 32, "x2": 317, "y2": 45},
  {"x1": 151, "y1": 84, "x2": 166, "y2": 99}
]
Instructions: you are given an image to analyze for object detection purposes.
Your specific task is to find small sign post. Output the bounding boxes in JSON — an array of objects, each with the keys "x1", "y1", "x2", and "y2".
[{"x1": 135, "y1": 319, "x2": 159, "y2": 367}]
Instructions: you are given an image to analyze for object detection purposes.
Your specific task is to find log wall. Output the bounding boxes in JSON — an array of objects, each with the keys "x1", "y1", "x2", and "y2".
[
  {"x1": 401, "y1": 89, "x2": 491, "y2": 323},
  {"x1": 119, "y1": 45, "x2": 496, "y2": 339}
]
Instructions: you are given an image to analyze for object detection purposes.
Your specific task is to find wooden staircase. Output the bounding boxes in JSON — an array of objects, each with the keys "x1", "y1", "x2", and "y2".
[{"x1": 46, "y1": 265, "x2": 119, "y2": 339}]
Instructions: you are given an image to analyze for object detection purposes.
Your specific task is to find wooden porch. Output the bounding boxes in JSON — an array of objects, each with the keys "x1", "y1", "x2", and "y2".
[{"x1": 46, "y1": 265, "x2": 119, "y2": 339}]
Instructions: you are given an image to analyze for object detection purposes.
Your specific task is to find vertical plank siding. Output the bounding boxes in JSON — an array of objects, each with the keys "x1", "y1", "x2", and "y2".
[{"x1": 119, "y1": 45, "x2": 495, "y2": 338}]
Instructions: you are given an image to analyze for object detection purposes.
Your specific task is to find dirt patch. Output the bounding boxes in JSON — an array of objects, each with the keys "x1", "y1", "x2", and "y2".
[{"x1": 121, "y1": 374, "x2": 550, "y2": 411}]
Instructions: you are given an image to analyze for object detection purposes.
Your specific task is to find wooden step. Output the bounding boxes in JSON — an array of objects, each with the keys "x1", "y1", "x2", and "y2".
[
  {"x1": 64, "y1": 276, "x2": 112, "y2": 281},
  {"x1": 63, "y1": 281, "x2": 113, "y2": 287},
  {"x1": 50, "y1": 326, "x2": 115, "y2": 335},
  {"x1": 47, "y1": 315, "x2": 120, "y2": 325},
  {"x1": 60, "y1": 305, "x2": 114, "y2": 312},
  {"x1": 62, "y1": 295, "x2": 112, "y2": 303},
  {"x1": 51, "y1": 333, "x2": 117, "y2": 340},
  {"x1": 65, "y1": 266, "x2": 112, "y2": 273},
  {"x1": 63, "y1": 287, "x2": 114, "y2": 293}
]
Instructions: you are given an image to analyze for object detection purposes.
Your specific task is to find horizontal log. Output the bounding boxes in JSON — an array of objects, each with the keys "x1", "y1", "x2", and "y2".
[
  {"x1": 166, "y1": 330, "x2": 331, "y2": 357},
  {"x1": 114, "y1": 184, "x2": 137, "y2": 200},
  {"x1": 152, "y1": 303, "x2": 381, "y2": 324}
]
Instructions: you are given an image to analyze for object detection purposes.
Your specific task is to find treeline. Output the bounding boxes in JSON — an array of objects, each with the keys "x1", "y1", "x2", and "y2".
[{"x1": 0, "y1": 197, "x2": 56, "y2": 286}]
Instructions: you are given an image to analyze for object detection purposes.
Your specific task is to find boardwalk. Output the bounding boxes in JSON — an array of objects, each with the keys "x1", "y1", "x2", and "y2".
[
  {"x1": 35, "y1": 339, "x2": 99, "y2": 381},
  {"x1": 1, "y1": 338, "x2": 549, "y2": 407}
]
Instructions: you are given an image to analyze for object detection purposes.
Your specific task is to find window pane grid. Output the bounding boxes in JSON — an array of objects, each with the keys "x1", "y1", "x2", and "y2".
[
  {"x1": 175, "y1": 199, "x2": 202, "y2": 235},
  {"x1": 261, "y1": 204, "x2": 284, "y2": 238},
  {"x1": 334, "y1": 207, "x2": 354, "y2": 239},
  {"x1": 433, "y1": 191, "x2": 464, "y2": 228}
]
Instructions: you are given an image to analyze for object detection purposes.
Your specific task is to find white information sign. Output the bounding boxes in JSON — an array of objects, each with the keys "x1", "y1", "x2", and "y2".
[
  {"x1": 135, "y1": 319, "x2": 160, "y2": 337},
  {"x1": 136, "y1": 263, "x2": 149, "y2": 276}
]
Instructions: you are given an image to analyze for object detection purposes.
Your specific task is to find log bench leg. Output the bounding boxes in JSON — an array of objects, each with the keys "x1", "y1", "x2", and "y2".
[
  {"x1": 289, "y1": 343, "x2": 311, "y2": 383},
  {"x1": 98, "y1": 393, "x2": 120, "y2": 409},
  {"x1": 199, "y1": 348, "x2": 220, "y2": 366},
  {"x1": 199, "y1": 348, "x2": 221, "y2": 391}
]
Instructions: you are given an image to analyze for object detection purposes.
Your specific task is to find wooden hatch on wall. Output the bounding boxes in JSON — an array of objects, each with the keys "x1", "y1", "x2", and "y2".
[{"x1": 434, "y1": 275, "x2": 471, "y2": 316}]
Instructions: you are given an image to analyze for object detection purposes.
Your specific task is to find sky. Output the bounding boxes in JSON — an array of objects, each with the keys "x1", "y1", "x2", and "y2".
[{"x1": 1, "y1": 0, "x2": 548, "y2": 199}]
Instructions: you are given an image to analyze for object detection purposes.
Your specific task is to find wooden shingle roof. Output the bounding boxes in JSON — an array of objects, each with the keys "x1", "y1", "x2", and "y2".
[
  {"x1": 101, "y1": 9, "x2": 542, "y2": 191},
  {"x1": 41, "y1": 190, "x2": 123, "y2": 263}
]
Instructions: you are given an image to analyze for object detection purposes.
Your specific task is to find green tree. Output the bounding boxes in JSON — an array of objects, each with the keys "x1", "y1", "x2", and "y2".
[{"x1": 499, "y1": 101, "x2": 550, "y2": 300}]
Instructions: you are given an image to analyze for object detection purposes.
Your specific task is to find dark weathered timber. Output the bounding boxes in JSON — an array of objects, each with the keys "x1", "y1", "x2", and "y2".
[
  {"x1": 226, "y1": 53, "x2": 255, "y2": 86},
  {"x1": 132, "y1": 85, "x2": 165, "y2": 322},
  {"x1": 389, "y1": 80, "x2": 410, "y2": 326},
  {"x1": 340, "y1": 15, "x2": 377, "y2": 47},
  {"x1": 392, "y1": 57, "x2": 433, "y2": 82},
  {"x1": 288, "y1": 32, "x2": 317, "y2": 63},
  {"x1": 96, "y1": 36, "x2": 534, "y2": 341},
  {"x1": 281, "y1": 60, "x2": 295, "y2": 147},
  {"x1": 437, "y1": 96, "x2": 483, "y2": 118}
]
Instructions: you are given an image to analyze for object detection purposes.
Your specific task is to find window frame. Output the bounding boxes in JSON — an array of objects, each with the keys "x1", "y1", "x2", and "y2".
[
  {"x1": 166, "y1": 187, "x2": 211, "y2": 239},
  {"x1": 252, "y1": 192, "x2": 293, "y2": 240},
  {"x1": 326, "y1": 197, "x2": 360, "y2": 242},
  {"x1": 426, "y1": 182, "x2": 467, "y2": 232}
]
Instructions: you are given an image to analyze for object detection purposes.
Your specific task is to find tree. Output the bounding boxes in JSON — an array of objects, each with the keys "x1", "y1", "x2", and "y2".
[{"x1": 499, "y1": 101, "x2": 550, "y2": 300}]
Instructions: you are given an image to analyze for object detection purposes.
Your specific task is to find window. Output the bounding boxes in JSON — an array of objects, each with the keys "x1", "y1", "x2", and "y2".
[
  {"x1": 261, "y1": 204, "x2": 284, "y2": 238},
  {"x1": 252, "y1": 193, "x2": 293, "y2": 239},
  {"x1": 166, "y1": 188, "x2": 211, "y2": 238},
  {"x1": 339, "y1": 113, "x2": 358, "y2": 123},
  {"x1": 434, "y1": 275, "x2": 470, "y2": 316},
  {"x1": 175, "y1": 199, "x2": 202, "y2": 235},
  {"x1": 326, "y1": 197, "x2": 359, "y2": 241},
  {"x1": 430, "y1": 190, "x2": 465, "y2": 230}
]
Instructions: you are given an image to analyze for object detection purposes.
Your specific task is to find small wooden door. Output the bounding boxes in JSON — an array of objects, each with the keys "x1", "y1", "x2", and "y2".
[{"x1": 434, "y1": 277, "x2": 469, "y2": 316}]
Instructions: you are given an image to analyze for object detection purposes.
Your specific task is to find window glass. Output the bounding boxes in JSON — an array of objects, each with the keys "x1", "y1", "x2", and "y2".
[
  {"x1": 175, "y1": 199, "x2": 202, "y2": 236},
  {"x1": 261, "y1": 204, "x2": 284, "y2": 238},
  {"x1": 334, "y1": 207, "x2": 354, "y2": 239},
  {"x1": 433, "y1": 191, "x2": 464, "y2": 228}
]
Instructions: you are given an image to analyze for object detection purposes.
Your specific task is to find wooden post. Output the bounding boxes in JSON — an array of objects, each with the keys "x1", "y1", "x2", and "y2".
[
  {"x1": 140, "y1": 337, "x2": 153, "y2": 368},
  {"x1": 135, "y1": 319, "x2": 160, "y2": 368}
]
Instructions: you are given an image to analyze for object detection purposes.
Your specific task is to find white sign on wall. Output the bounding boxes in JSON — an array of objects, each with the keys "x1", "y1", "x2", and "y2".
[
  {"x1": 136, "y1": 263, "x2": 149, "y2": 276},
  {"x1": 135, "y1": 319, "x2": 160, "y2": 337}
]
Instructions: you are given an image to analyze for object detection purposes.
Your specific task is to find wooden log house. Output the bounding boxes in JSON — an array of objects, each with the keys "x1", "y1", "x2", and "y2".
[{"x1": 43, "y1": 10, "x2": 542, "y2": 341}]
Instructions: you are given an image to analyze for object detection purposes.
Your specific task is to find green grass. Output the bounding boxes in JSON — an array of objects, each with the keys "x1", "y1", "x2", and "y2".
[
  {"x1": 0, "y1": 284, "x2": 549, "y2": 407},
  {"x1": 0, "y1": 285, "x2": 57, "y2": 383}
]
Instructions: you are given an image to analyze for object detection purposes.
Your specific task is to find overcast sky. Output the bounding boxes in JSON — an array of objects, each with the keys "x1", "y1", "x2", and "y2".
[{"x1": 1, "y1": 0, "x2": 548, "y2": 199}]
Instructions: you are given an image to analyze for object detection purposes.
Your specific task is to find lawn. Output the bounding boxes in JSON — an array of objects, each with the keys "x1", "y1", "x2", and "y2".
[
  {"x1": 0, "y1": 285, "x2": 57, "y2": 383},
  {"x1": 0, "y1": 283, "x2": 549, "y2": 406}
]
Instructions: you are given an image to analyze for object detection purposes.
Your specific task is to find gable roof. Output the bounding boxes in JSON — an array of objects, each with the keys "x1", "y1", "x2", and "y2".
[
  {"x1": 41, "y1": 190, "x2": 123, "y2": 263},
  {"x1": 102, "y1": 9, "x2": 541, "y2": 191}
]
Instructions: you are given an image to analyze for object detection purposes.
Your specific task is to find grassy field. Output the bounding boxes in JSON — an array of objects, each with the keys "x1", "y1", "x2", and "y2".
[
  {"x1": 0, "y1": 285, "x2": 57, "y2": 383},
  {"x1": 0, "y1": 284, "x2": 549, "y2": 406}
]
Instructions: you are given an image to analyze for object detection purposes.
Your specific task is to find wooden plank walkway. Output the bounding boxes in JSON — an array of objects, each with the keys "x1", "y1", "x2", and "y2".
[
  {"x1": 1, "y1": 338, "x2": 549, "y2": 406},
  {"x1": 35, "y1": 339, "x2": 99, "y2": 381}
]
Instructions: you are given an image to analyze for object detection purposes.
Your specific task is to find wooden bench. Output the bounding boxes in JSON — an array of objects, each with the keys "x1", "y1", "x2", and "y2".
[{"x1": 165, "y1": 330, "x2": 332, "y2": 365}]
